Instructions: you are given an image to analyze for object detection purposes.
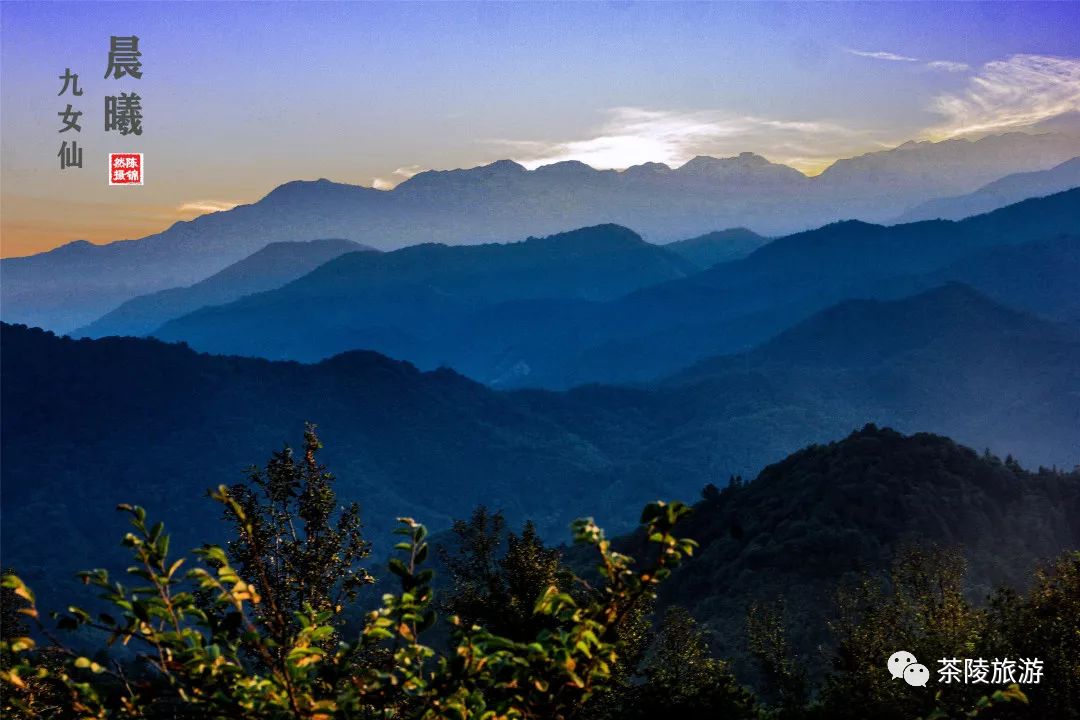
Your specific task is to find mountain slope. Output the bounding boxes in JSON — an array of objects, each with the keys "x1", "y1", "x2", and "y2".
[
  {"x1": 4, "y1": 282, "x2": 1079, "y2": 600},
  {"x1": 634, "y1": 425, "x2": 1080, "y2": 681},
  {"x1": 0, "y1": 181, "x2": 390, "y2": 332},
  {"x1": 497, "y1": 189, "x2": 1080, "y2": 387},
  {"x1": 511, "y1": 283, "x2": 1080, "y2": 483},
  {"x1": 924, "y1": 234, "x2": 1080, "y2": 326},
  {"x1": 151, "y1": 224, "x2": 697, "y2": 362},
  {"x1": 817, "y1": 133, "x2": 1080, "y2": 215},
  {"x1": 663, "y1": 228, "x2": 771, "y2": 268},
  {"x1": 0, "y1": 322, "x2": 685, "y2": 599},
  {"x1": 145, "y1": 190, "x2": 1080, "y2": 386},
  {"x1": 895, "y1": 156, "x2": 1080, "y2": 222},
  {"x1": 5, "y1": 132, "x2": 1078, "y2": 333},
  {"x1": 75, "y1": 239, "x2": 370, "y2": 338},
  {"x1": 655, "y1": 283, "x2": 1080, "y2": 467}
]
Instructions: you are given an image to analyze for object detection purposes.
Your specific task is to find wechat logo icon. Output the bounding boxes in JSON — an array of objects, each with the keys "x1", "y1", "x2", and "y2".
[{"x1": 889, "y1": 651, "x2": 929, "y2": 687}]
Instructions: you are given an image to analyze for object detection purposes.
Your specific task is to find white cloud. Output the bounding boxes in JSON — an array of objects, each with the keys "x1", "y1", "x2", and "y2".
[
  {"x1": 370, "y1": 165, "x2": 424, "y2": 190},
  {"x1": 925, "y1": 60, "x2": 970, "y2": 73},
  {"x1": 177, "y1": 200, "x2": 238, "y2": 214},
  {"x1": 926, "y1": 54, "x2": 1080, "y2": 138},
  {"x1": 846, "y1": 48, "x2": 971, "y2": 73},
  {"x1": 496, "y1": 107, "x2": 867, "y2": 174},
  {"x1": 846, "y1": 48, "x2": 919, "y2": 62}
]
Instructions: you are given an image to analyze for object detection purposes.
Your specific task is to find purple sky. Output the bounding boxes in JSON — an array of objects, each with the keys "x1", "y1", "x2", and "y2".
[{"x1": 2, "y1": 1, "x2": 1078, "y2": 257}]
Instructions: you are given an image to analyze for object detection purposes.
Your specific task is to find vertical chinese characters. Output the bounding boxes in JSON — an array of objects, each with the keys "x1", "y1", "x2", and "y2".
[
  {"x1": 104, "y1": 35, "x2": 145, "y2": 183},
  {"x1": 56, "y1": 67, "x2": 83, "y2": 169},
  {"x1": 52, "y1": 35, "x2": 146, "y2": 176}
]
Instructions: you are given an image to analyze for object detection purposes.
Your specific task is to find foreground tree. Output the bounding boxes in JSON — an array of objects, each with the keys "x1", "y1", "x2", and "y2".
[
  {"x1": 810, "y1": 546, "x2": 1069, "y2": 720},
  {"x1": 612, "y1": 606, "x2": 758, "y2": 720},
  {"x1": 1, "y1": 489, "x2": 697, "y2": 719},
  {"x1": 439, "y1": 507, "x2": 569, "y2": 642},
  {"x1": 981, "y1": 552, "x2": 1080, "y2": 719},
  {"x1": 746, "y1": 599, "x2": 808, "y2": 717},
  {"x1": 218, "y1": 423, "x2": 374, "y2": 650}
]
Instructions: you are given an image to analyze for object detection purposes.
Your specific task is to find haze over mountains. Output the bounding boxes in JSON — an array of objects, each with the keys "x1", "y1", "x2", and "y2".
[
  {"x1": 3, "y1": 131, "x2": 1078, "y2": 333},
  {"x1": 662, "y1": 228, "x2": 770, "y2": 267},
  {"x1": 76, "y1": 239, "x2": 369, "y2": 338},
  {"x1": 141, "y1": 225, "x2": 701, "y2": 369},
  {"x1": 895, "y1": 156, "x2": 1080, "y2": 222},
  {"x1": 3, "y1": 125, "x2": 1078, "y2": 608},
  {"x1": 4, "y1": 279, "x2": 1079, "y2": 596},
  {"x1": 144, "y1": 190, "x2": 1080, "y2": 388}
]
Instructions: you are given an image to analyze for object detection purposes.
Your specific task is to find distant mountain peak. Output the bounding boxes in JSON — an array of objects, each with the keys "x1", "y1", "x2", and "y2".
[
  {"x1": 258, "y1": 238, "x2": 369, "y2": 253},
  {"x1": 45, "y1": 239, "x2": 97, "y2": 257},
  {"x1": 748, "y1": 281, "x2": 1039, "y2": 366},
  {"x1": 680, "y1": 153, "x2": 761, "y2": 171},
  {"x1": 397, "y1": 159, "x2": 528, "y2": 189},
  {"x1": 262, "y1": 177, "x2": 372, "y2": 202},
  {"x1": 514, "y1": 224, "x2": 654, "y2": 257},
  {"x1": 482, "y1": 159, "x2": 528, "y2": 173},
  {"x1": 663, "y1": 227, "x2": 770, "y2": 268},
  {"x1": 526, "y1": 222, "x2": 642, "y2": 245},
  {"x1": 622, "y1": 161, "x2": 672, "y2": 175},
  {"x1": 705, "y1": 226, "x2": 762, "y2": 238},
  {"x1": 895, "y1": 155, "x2": 1080, "y2": 223},
  {"x1": 534, "y1": 160, "x2": 601, "y2": 176},
  {"x1": 820, "y1": 131, "x2": 1080, "y2": 185},
  {"x1": 676, "y1": 153, "x2": 804, "y2": 181}
]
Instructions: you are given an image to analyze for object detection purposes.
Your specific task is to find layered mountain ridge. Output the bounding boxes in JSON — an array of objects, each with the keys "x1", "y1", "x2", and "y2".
[
  {"x1": 4, "y1": 131, "x2": 1078, "y2": 333},
  {"x1": 5, "y1": 279, "x2": 1078, "y2": 599},
  {"x1": 144, "y1": 190, "x2": 1080, "y2": 389}
]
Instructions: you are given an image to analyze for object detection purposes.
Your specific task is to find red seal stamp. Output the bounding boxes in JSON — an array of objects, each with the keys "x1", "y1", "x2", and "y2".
[{"x1": 108, "y1": 153, "x2": 143, "y2": 185}]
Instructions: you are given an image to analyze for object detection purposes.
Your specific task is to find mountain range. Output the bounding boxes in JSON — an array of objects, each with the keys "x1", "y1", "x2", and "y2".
[
  {"x1": 4, "y1": 280, "x2": 1078, "y2": 601},
  {"x1": 4, "y1": 131, "x2": 1078, "y2": 333},
  {"x1": 141, "y1": 225, "x2": 701, "y2": 366},
  {"x1": 144, "y1": 190, "x2": 1080, "y2": 388},
  {"x1": 895, "y1": 156, "x2": 1080, "y2": 222},
  {"x1": 662, "y1": 228, "x2": 771, "y2": 268},
  {"x1": 75, "y1": 239, "x2": 369, "y2": 338}
]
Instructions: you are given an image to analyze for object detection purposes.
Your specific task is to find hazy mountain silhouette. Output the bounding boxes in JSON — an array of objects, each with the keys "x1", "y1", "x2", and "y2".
[
  {"x1": 662, "y1": 228, "x2": 771, "y2": 268},
  {"x1": 817, "y1": 133, "x2": 1079, "y2": 214},
  {"x1": 75, "y1": 239, "x2": 370, "y2": 338},
  {"x1": 923, "y1": 234, "x2": 1080, "y2": 326},
  {"x1": 151, "y1": 224, "x2": 696, "y2": 363},
  {"x1": 479, "y1": 190, "x2": 1080, "y2": 387},
  {"x1": 4, "y1": 132, "x2": 1077, "y2": 333},
  {"x1": 675, "y1": 282, "x2": 1073, "y2": 383},
  {"x1": 142, "y1": 190, "x2": 1080, "y2": 386},
  {"x1": 895, "y1": 157, "x2": 1080, "y2": 222},
  {"x1": 528, "y1": 283, "x2": 1080, "y2": 482},
  {"x1": 4, "y1": 281, "x2": 1077, "y2": 597},
  {"x1": 0, "y1": 321, "x2": 685, "y2": 596}
]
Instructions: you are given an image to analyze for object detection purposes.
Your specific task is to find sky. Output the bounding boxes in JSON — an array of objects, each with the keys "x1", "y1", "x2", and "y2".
[{"x1": 1, "y1": 1, "x2": 1078, "y2": 258}]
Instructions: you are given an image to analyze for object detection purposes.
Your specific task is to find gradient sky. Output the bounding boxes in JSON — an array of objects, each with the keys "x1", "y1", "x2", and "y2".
[{"x1": 2, "y1": 1, "x2": 1078, "y2": 258}]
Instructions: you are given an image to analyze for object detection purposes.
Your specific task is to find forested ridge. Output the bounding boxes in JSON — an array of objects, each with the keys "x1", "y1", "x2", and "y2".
[{"x1": 3, "y1": 425, "x2": 1078, "y2": 718}]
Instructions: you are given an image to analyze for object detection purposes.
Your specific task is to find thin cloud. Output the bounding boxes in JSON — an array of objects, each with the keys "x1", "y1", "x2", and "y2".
[
  {"x1": 177, "y1": 200, "x2": 239, "y2": 214},
  {"x1": 846, "y1": 48, "x2": 919, "y2": 62},
  {"x1": 926, "y1": 54, "x2": 1080, "y2": 138},
  {"x1": 371, "y1": 165, "x2": 424, "y2": 191},
  {"x1": 847, "y1": 48, "x2": 970, "y2": 73},
  {"x1": 925, "y1": 60, "x2": 970, "y2": 73},
  {"x1": 496, "y1": 107, "x2": 871, "y2": 174}
]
